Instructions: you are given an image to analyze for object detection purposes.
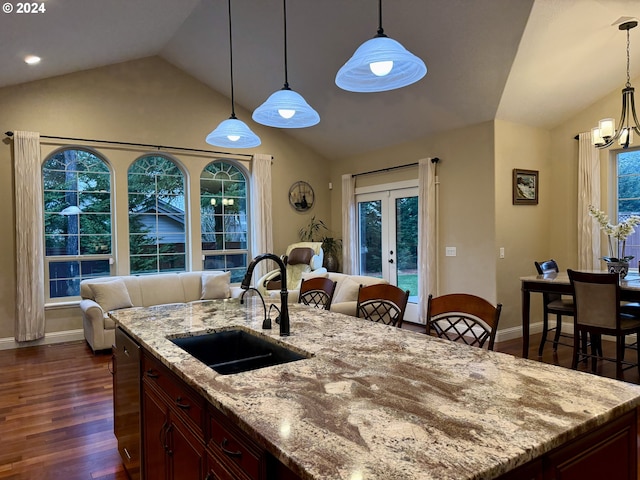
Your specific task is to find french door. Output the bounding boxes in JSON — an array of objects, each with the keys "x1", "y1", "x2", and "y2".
[{"x1": 356, "y1": 185, "x2": 419, "y2": 316}]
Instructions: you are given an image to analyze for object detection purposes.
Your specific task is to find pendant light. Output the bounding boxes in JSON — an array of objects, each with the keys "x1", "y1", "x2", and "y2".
[
  {"x1": 335, "y1": 0, "x2": 427, "y2": 93},
  {"x1": 591, "y1": 20, "x2": 640, "y2": 149},
  {"x1": 252, "y1": 0, "x2": 319, "y2": 128},
  {"x1": 206, "y1": 0, "x2": 260, "y2": 148}
]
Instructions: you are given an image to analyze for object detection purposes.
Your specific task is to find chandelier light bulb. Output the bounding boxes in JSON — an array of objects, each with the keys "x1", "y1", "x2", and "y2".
[
  {"x1": 278, "y1": 108, "x2": 296, "y2": 119},
  {"x1": 370, "y1": 60, "x2": 393, "y2": 76},
  {"x1": 227, "y1": 134, "x2": 240, "y2": 142}
]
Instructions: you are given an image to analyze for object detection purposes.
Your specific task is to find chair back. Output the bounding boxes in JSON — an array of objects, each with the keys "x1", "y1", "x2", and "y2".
[
  {"x1": 535, "y1": 259, "x2": 560, "y2": 275},
  {"x1": 426, "y1": 293, "x2": 502, "y2": 350},
  {"x1": 298, "y1": 277, "x2": 337, "y2": 310},
  {"x1": 568, "y1": 270, "x2": 621, "y2": 330},
  {"x1": 356, "y1": 284, "x2": 410, "y2": 327},
  {"x1": 535, "y1": 259, "x2": 562, "y2": 303}
]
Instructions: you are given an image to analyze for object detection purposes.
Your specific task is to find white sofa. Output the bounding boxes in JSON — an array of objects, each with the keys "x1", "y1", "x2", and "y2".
[
  {"x1": 79, "y1": 271, "x2": 242, "y2": 352},
  {"x1": 294, "y1": 271, "x2": 388, "y2": 317}
]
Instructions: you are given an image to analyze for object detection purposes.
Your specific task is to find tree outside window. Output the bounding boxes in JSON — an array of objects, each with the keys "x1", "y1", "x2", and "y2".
[
  {"x1": 617, "y1": 149, "x2": 640, "y2": 268},
  {"x1": 128, "y1": 155, "x2": 186, "y2": 274},
  {"x1": 43, "y1": 148, "x2": 112, "y2": 298},
  {"x1": 200, "y1": 161, "x2": 248, "y2": 283}
]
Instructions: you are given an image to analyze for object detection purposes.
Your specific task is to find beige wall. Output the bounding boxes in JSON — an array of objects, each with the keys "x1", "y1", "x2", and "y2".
[
  {"x1": 329, "y1": 121, "x2": 498, "y2": 315},
  {"x1": 0, "y1": 56, "x2": 331, "y2": 340},
  {"x1": 495, "y1": 120, "x2": 550, "y2": 330}
]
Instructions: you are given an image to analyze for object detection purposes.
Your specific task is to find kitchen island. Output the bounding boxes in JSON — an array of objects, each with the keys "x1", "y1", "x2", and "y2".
[{"x1": 111, "y1": 299, "x2": 640, "y2": 480}]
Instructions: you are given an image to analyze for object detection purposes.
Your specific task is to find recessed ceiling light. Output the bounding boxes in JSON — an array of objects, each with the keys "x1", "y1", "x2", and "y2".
[{"x1": 24, "y1": 55, "x2": 41, "y2": 65}]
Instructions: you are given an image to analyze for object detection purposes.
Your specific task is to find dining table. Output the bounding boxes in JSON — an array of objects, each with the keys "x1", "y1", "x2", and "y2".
[{"x1": 520, "y1": 270, "x2": 640, "y2": 358}]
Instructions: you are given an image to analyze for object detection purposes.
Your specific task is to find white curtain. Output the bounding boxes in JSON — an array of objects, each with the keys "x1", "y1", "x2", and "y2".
[
  {"x1": 14, "y1": 131, "x2": 45, "y2": 342},
  {"x1": 341, "y1": 174, "x2": 357, "y2": 275},
  {"x1": 577, "y1": 132, "x2": 601, "y2": 269},
  {"x1": 418, "y1": 158, "x2": 438, "y2": 323},
  {"x1": 250, "y1": 153, "x2": 273, "y2": 280}
]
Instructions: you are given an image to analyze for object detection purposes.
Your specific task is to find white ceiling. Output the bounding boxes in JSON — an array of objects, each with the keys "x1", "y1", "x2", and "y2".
[{"x1": 2, "y1": 0, "x2": 640, "y2": 159}]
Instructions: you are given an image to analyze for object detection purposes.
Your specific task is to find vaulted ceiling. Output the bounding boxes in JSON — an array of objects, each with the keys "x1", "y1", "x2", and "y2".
[{"x1": 2, "y1": 0, "x2": 640, "y2": 159}]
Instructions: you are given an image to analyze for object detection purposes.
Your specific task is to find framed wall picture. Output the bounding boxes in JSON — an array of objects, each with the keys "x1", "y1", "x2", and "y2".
[{"x1": 512, "y1": 169, "x2": 538, "y2": 205}]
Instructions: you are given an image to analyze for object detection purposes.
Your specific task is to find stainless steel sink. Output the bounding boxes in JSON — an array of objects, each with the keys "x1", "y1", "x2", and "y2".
[{"x1": 170, "y1": 329, "x2": 310, "y2": 375}]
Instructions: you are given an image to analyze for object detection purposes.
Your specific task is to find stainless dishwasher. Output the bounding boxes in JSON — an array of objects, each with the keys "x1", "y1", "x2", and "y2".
[{"x1": 113, "y1": 326, "x2": 141, "y2": 480}]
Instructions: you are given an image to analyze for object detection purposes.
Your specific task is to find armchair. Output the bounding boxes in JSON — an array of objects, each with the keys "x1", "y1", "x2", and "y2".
[{"x1": 256, "y1": 242, "x2": 326, "y2": 297}]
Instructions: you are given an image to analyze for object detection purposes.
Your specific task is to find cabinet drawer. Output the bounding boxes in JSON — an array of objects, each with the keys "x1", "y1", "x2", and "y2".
[
  {"x1": 208, "y1": 409, "x2": 264, "y2": 480},
  {"x1": 142, "y1": 353, "x2": 205, "y2": 434}
]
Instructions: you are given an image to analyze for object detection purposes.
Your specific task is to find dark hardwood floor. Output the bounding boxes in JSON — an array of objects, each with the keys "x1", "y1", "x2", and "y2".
[
  {"x1": 0, "y1": 341, "x2": 127, "y2": 480},
  {"x1": 0, "y1": 332, "x2": 637, "y2": 479}
]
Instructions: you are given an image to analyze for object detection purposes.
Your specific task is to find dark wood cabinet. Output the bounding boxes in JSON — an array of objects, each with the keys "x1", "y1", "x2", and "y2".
[
  {"x1": 113, "y1": 327, "x2": 141, "y2": 480},
  {"x1": 142, "y1": 369, "x2": 205, "y2": 480},
  {"x1": 496, "y1": 409, "x2": 637, "y2": 480}
]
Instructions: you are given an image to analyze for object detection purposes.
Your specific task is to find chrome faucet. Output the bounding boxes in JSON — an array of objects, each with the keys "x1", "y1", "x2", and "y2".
[{"x1": 241, "y1": 253, "x2": 290, "y2": 336}]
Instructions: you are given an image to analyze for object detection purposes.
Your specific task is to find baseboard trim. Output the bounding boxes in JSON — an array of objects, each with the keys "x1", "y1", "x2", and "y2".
[
  {"x1": 495, "y1": 321, "x2": 545, "y2": 343},
  {"x1": 0, "y1": 329, "x2": 85, "y2": 350}
]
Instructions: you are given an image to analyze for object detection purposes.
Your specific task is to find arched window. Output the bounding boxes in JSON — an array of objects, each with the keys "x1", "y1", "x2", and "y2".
[
  {"x1": 43, "y1": 148, "x2": 112, "y2": 299},
  {"x1": 200, "y1": 160, "x2": 249, "y2": 282},
  {"x1": 128, "y1": 155, "x2": 186, "y2": 274}
]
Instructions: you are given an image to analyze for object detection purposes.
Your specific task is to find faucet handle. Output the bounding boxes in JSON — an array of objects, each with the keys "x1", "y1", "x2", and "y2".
[{"x1": 269, "y1": 303, "x2": 281, "y2": 325}]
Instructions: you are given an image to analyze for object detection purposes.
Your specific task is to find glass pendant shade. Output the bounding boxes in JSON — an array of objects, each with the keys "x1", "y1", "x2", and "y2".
[
  {"x1": 253, "y1": 88, "x2": 320, "y2": 128},
  {"x1": 206, "y1": 116, "x2": 261, "y2": 148},
  {"x1": 336, "y1": 36, "x2": 427, "y2": 93}
]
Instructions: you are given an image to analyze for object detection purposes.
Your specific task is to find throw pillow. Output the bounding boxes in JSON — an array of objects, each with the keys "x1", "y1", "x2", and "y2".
[
  {"x1": 332, "y1": 277, "x2": 361, "y2": 304},
  {"x1": 200, "y1": 271, "x2": 231, "y2": 300},
  {"x1": 89, "y1": 280, "x2": 134, "y2": 312}
]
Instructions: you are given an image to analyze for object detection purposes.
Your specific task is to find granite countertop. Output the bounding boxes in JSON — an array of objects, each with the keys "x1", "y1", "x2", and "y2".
[{"x1": 111, "y1": 299, "x2": 640, "y2": 480}]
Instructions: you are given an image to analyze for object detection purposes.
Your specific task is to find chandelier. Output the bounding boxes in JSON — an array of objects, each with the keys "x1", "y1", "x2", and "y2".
[{"x1": 592, "y1": 20, "x2": 640, "y2": 149}]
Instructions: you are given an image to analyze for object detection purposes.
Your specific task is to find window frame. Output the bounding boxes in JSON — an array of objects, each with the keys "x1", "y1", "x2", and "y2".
[
  {"x1": 200, "y1": 159, "x2": 251, "y2": 284},
  {"x1": 42, "y1": 146, "x2": 114, "y2": 302}
]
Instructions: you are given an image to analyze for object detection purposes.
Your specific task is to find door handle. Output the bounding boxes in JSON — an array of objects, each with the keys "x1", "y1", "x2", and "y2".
[{"x1": 389, "y1": 259, "x2": 394, "y2": 264}]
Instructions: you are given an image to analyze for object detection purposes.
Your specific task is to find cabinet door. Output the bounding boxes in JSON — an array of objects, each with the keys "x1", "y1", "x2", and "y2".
[
  {"x1": 169, "y1": 411, "x2": 205, "y2": 480},
  {"x1": 205, "y1": 450, "x2": 238, "y2": 480},
  {"x1": 142, "y1": 385, "x2": 169, "y2": 480}
]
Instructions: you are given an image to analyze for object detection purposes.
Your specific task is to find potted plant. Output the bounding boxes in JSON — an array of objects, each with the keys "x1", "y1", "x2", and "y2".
[
  {"x1": 588, "y1": 205, "x2": 640, "y2": 278},
  {"x1": 298, "y1": 216, "x2": 342, "y2": 272}
]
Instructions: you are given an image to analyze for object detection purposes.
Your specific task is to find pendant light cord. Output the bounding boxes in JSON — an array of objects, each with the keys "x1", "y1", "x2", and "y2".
[
  {"x1": 626, "y1": 26, "x2": 631, "y2": 88},
  {"x1": 227, "y1": 0, "x2": 237, "y2": 118},
  {"x1": 283, "y1": 0, "x2": 289, "y2": 89},
  {"x1": 376, "y1": 0, "x2": 386, "y2": 37}
]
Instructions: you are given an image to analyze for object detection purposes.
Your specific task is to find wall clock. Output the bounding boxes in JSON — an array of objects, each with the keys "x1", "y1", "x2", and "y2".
[{"x1": 289, "y1": 181, "x2": 314, "y2": 211}]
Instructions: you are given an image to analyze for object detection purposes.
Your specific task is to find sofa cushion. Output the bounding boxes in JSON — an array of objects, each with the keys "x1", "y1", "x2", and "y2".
[
  {"x1": 201, "y1": 271, "x2": 231, "y2": 300},
  {"x1": 332, "y1": 276, "x2": 361, "y2": 304},
  {"x1": 138, "y1": 273, "x2": 187, "y2": 306},
  {"x1": 89, "y1": 279, "x2": 134, "y2": 312},
  {"x1": 179, "y1": 271, "x2": 208, "y2": 302}
]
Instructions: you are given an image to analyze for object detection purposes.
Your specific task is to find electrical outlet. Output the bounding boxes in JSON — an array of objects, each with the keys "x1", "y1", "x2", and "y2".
[
  {"x1": 445, "y1": 247, "x2": 456, "y2": 257},
  {"x1": 499, "y1": 247, "x2": 505, "y2": 259}
]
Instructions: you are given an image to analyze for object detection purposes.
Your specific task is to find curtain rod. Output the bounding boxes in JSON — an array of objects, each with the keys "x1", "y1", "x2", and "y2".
[
  {"x1": 4, "y1": 131, "x2": 254, "y2": 158},
  {"x1": 352, "y1": 157, "x2": 439, "y2": 178}
]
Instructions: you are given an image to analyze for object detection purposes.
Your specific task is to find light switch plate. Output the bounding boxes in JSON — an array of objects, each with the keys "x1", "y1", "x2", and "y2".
[{"x1": 445, "y1": 247, "x2": 456, "y2": 257}]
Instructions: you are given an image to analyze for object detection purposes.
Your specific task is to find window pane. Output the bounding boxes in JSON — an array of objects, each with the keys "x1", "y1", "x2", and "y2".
[
  {"x1": 128, "y1": 155, "x2": 186, "y2": 274},
  {"x1": 45, "y1": 235, "x2": 79, "y2": 256},
  {"x1": 43, "y1": 148, "x2": 113, "y2": 299},
  {"x1": 80, "y1": 235, "x2": 112, "y2": 255},
  {"x1": 81, "y1": 259, "x2": 111, "y2": 277},
  {"x1": 200, "y1": 161, "x2": 249, "y2": 280},
  {"x1": 358, "y1": 200, "x2": 382, "y2": 277},
  {"x1": 617, "y1": 150, "x2": 640, "y2": 269}
]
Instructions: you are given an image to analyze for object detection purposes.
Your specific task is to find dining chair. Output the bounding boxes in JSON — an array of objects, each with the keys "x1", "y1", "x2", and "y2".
[
  {"x1": 426, "y1": 293, "x2": 502, "y2": 350},
  {"x1": 356, "y1": 284, "x2": 410, "y2": 328},
  {"x1": 567, "y1": 269, "x2": 640, "y2": 380},
  {"x1": 298, "y1": 277, "x2": 337, "y2": 310},
  {"x1": 534, "y1": 259, "x2": 575, "y2": 356}
]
